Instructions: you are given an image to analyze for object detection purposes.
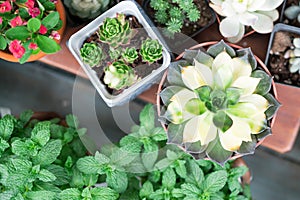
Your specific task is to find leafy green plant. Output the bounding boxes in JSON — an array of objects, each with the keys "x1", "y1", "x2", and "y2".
[
  {"x1": 160, "y1": 40, "x2": 280, "y2": 164},
  {"x1": 122, "y1": 47, "x2": 138, "y2": 64},
  {"x1": 80, "y1": 42, "x2": 105, "y2": 67},
  {"x1": 103, "y1": 60, "x2": 137, "y2": 90},
  {"x1": 149, "y1": 0, "x2": 201, "y2": 38},
  {"x1": 140, "y1": 39, "x2": 163, "y2": 64}
]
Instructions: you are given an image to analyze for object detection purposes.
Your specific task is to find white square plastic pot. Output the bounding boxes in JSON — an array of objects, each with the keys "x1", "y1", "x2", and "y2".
[{"x1": 68, "y1": 0, "x2": 171, "y2": 107}]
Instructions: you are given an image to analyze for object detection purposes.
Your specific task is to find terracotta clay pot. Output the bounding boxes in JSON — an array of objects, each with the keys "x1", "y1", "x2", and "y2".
[
  {"x1": 0, "y1": 0, "x2": 66, "y2": 63},
  {"x1": 156, "y1": 41, "x2": 279, "y2": 161}
]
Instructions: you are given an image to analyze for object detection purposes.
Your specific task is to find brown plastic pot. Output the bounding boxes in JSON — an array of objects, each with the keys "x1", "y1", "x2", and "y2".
[
  {"x1": 0, "y1": 0, "x2": 66, "y2": 63},
  {"x1": 156, "y1": 41, "x2": 279, "y2": 160}
]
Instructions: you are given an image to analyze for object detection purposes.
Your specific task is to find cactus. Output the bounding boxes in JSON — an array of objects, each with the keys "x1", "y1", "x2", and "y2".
[
  {"x1": 150, "y1": 0, "x2": 170, "y2": 11},
  {"x1": 64, "y1": 0, "x2": 110, "y2": 19},
  {"x1": 140, "y1": 39, "x2": 163, "y2": 64},
  {"x1": 284, "y1": 2, "x2": 300, "y2": 23},
  {"x1": 122, "y1": 47, "x2": 138, "y2": 64},
  {"x1": 80, "y1": 42, "x2": 104, "y2": 67},
  {"x1": 98, "y1": 14, "x2": 135, "y2": 48},
  {"x1": 187, "y1": 7, "x2": 200, "y2": 22},
  {"x1": 103, "y1": 60, "x2": 137, "y2": 90},
  {"x1": 284, "y1": 38, "x2": 300, "y2": 74}
]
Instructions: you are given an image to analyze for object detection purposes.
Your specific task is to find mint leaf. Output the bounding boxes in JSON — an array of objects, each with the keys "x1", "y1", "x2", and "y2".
[
  {"x1": 76, "y1": 156, "x2": 102, "y2": 174},
  {"x1": 149, "y1": 189, "x2": 164, "y2": 199},
  {"x1": 172, "y1": 188, "x2": 185, "y2": 198},
  {"x1": 110, "y1": 148, "x2": 137, "y2": 167},
  {"x1": 142, "y1": 150, "x2": 158, "y2": 171},
  {"x1": 180, "y1": 183, "x2": 201, "y2": 195},
  {"x1": 162, "y1": 167, "x2": 176, "y2": 189},
  {"x1": 31, "y1": 121, "x2": 51, "y2": 146},
  {"x1": 83, "y1": 173, "x2": 98, "y2": 187},
  {"x1": 11, "y1": 139, "x2": 29, "y2": 156},
  {"x1": 25, "y1": 191, "x2": 57, "y2": 200},
  {"x1": 175, "y1": 160, "x2": 187, "y2": 179},
  {"x1": 151, "y1": 127, "x2": 167, "y2": 141},
  {"x1": 0, "y1": 164, "x2": 8, "y2": 185},
  {"x1": 94, "y1": 151, "x2": 110, "y2": 165},
  {"x1": 0, "y1": 137, "x2": 9, "y2": 153},
  {"x1": 0, "y1": 190, "x2": 15, "y2": 200},
  {"x1": 34, "y1": 140, "x2": 62, "y2": 166},
  {"x1": 66, "y1": 114, "x2": 79, "y2": 129},
  {"x1": 19, "y1": 110, "x2": 33, "y2": 125},
  {"x1": 166, "y1": 150, "x2": 178, "y2": 160},
  {"x1": 155, "y1": 158, "x2": 173, "y2": 170},
  {"x1": 0, "y1": 115, "x2": 15, "y2": 140},
  {"x1": 38, "y1": 169, "x2": 56, "y2": 182},
  {"x1": 60, "y1": 188, "x2": 81, "y2": 200},
  {"x1": 106, "y1": 170, "x2": 128, "y2": 193},
  {"x1": 33, "y1": 182, "x2": 61, "y2": 193},
  {"x1": 46, "y1": 165, "x2": 70, "y2": 186},
  {"x1": 139, "y1": 104, "x2": 155, "y2": 131},
  {"x1": 91, "y1": 187, "x2": 119, "y2": 200},
  {"x1": 8, "y1": 158, "x2": 32, "y2": 173},
  {"x1": 186, "y1": 159, "x2": 204, "y2": 187},
  {"x1": 119, "y1": 135, "x2": 142, "y2": 153},
  {"x1": 203, "y1": 170, "x2": 227, "y2": 193},
  {"x1": 81, "y1": 187, "x2": 92, "y2": 199},
  {"x1": 70, "y1": 168, "x2": 85, "y2": 188},
  {"x1": 139, "y1": 181, "x2": 154, "y2": 198}
]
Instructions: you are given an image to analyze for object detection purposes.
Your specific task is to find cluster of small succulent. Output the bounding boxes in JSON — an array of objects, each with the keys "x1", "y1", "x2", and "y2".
[
  {"x1": 284, "y1": 38, "x2": 300, "y2": 74},
  {"x1": 150, "y1": 0, "x2": 201, "y2": 38},
  {"x1": 80, "y1": 14, "x2": 163, "y2": 90},
  {"x1": 284, "y1": 2, "x2": 300, "y2": 23}
]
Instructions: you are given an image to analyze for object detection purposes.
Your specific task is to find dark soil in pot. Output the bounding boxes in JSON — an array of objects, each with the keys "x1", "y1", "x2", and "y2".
[
  {"x1": 82, "y1": 15, "x2": 162, "y2": 96},
  {"x1": 268, "y1": 31, "x2": 300, "y2": 87}
]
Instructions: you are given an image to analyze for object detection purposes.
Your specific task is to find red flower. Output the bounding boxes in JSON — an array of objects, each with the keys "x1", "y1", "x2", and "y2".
[
  {"x1": 39, "y1": 25, "x2": 47, "y2": 34},
  {"x1": 50, "y1": 31, "x2": 60, "y2": 40},
  {"x1": 10, "y1": 16, "x2": 23, "y2": 27},
  {"x1": 0, "y1": 1, "x2": 12, "y2": 13},
  {"x1": 28, "y1": 7, "x2": 40, "y2": 18},
  {"x1": 9, "y1": 40, "x2": 25, "y2": 59},
  {"x1": 25, "y1": 0, "x2": 35, "y2": 9},
  {"x1": 29, "y1": 42, "x2": 37, "y2": 50}
]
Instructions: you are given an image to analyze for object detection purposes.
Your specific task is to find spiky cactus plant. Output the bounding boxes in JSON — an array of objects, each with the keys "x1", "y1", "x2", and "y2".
[
  {"x1": 98, "y1": 14, "x2": 135, "y2": 48},
  {"x1": 80, "y1": 42, "x2": 104, "y2": 67},
  {"x1": 103, "y1": 60, "x2": 137, "y2": 90},
  {"x1": 159, "y1": 41, "x2": 280, "y2": 164},
  {"x1": 140, "y1": 39, "x2": 163, "y2": 64}
]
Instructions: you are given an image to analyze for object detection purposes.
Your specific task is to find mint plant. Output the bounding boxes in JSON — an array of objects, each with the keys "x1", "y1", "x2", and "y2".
[{"x1": 149, "y1": 0, "x2": 201, "y2": 38}]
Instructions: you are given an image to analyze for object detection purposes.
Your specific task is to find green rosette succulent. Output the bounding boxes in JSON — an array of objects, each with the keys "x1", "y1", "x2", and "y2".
[
  {"x1": 160, "y1": 40, "x2": 280, "y2": 164},
  {"x1": 122, "y1": 47, "x2": 138, "y2": 63},
  {"x1": 80, "y1": 42, "x2": 104, "y2": 67},
  {"x1": 98, "y1": 14, "x2": 134, "y2": 48},
  {"x1": 140, "y1": 39, "x2": 163, "y2": 64},
  {"x1": 103, "y1": 60, "x2": 137, "y2": 90}
]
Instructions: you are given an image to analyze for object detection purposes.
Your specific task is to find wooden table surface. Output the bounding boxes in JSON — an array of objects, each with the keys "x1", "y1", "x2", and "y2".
[{"x1": 40, "y1": 18, "x2": 300, "y2": 154}]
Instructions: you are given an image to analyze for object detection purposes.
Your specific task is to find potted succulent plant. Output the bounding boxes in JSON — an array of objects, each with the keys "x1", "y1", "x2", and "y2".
[
  {"x1": 157, "y1": 40, "x2": 280, "y2": 164},
  {"x1": 142, "y1": 0, "x2": 216, "y2": 42},
  {"x1": 0, "y1": 0, "x2": 66, "y2": 63},
  {"x1": 209, "y1": 0, "x2": 284, "y2": 43},
  {"x1": 0, "y1": 105, "x2": 252, "y2": 200},
  {"x1": 281, "y1": 0, "x2": 300, "y2": 26},
  {"x1": 68, "y1": 0, "x2": 171, "y2": 107}
]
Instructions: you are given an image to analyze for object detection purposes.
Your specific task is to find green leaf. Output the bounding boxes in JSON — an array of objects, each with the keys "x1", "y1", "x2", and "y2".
[
  {"x1": 203, "y1": 170, "x2": 227, "y2": 193},
  {"x1": 83, "y1": 173, "x2": 98, "y2": 186},
  {"x1": 207, "y1": 40, "x2": 236, "y2": 57},
  {"x1": 186, "y1": 159, "x2": 204, "y2": 187},
  {"x1": 11, "y1": 139, "x2": 29, "y2": 156},
  {"x1": 66, "y1": 114, "x2": 79, "y2": 129},
  {"x1": 226, "y1": 87, "x2": 241, "y2": 105},
  {"x1": 213, "y1": 111, "x2": 233, "y2": 132},
  {"x1": 34, "y1": 140, "x2": 62, "y2": 166},
  {"x1": 181, "y1": 183, "x2": 201, "y2": 195},
  {"x1": 91, "y1": 187, "x2": 119, "y2": 200},
  {"x1": 166, "y1": 150, "x2": 179, "y2": 160},
  {"x1": 76, "y1": 156, "x2": 102, "y2": 174},
  {"x1": 0, "y1": 115, "x2": 15, "y2": 140},
  {"x1": 81, "y1": 187, "x2": 92, "y2": 199},
  {"x1": 264, "y1": 93, "x2": 281, "y2": 120},
  {"x1": 185, "y1": 98, "x2": 207, "y2": 115},
  {"x1": 172, "y1": 188, "x2": 185, "y2": 198},
  {"x1": 28, "y1": 18, "x2": 41, "y2": 33},
  {"x1": 175, "y1": 160, "x2": 187, "y2": 178},
  {"x1": 31, "y1": 121, "x2": 51, "y2": 146},
  {"x1": 0, "y1": 137, "x2": 9, "y2": 153},
  {"x1": 155, "y1": 158, "x2": 173, "y2": 170},
  {"x1": 119, "y1": 135, "x2": 142, "y2": 153},
  {"x1": 0, "y1": 190, "x2": 15, "y2": 200},
  {"x1": 33, "y1": 182, "x2": 61, "y2": 193},
  {"x1": 69, "y1": 168, "x2": 85, "y2": 188},
  {"x1": 37, "y1": 35, "x2": 61, "y2": 54},
  {"x1": 0, "y1": 164, "x2": 8, "y2": 185},
  {"x1": 94, "y1": 151, "x2": 110, "y2": 165},
  {"x1": 110, "y1": 148, "x2": 137, "y2": 167},
  {"x1": 162, "y1": 167, "x2": 176, "y2": 189},
  {"x1": 151, "y1": 127, "x2": 167, "y2": 141},
  {"x1": 206, "y1": 136, "x2": 232, "y2": 165},
  {"x1": 160, "y1": 86, "x2": 184, "y2": 106},
  {"x1": 149, "y1": 189, "x2": 165, "y2": 200},
  {"x1": 19, "y1": 48, "x2": 32, "y2": 64},
  {"x1": 139, "y1": 104, "x2": 155, "y2": 131},
  {"x1": 19, "y1": 110, "x2": 34, "y2": 124},
  {"x1": 5, "y1": 26, "x2": 30, "y2": 40},
  {"x1": 252, "y1": 70, "x2": 272, "y2": 95},
  {"x1": 106, "y1": 170, "x2": 128, "y2": 193},
  {"x1": 0, "y1": 35, "x2": 7, "y2": 50},
  {"x1": 8, "y1": 158, "x2": 32, "y2": 173},
  {"x1": 195, "y1": 85, "x2": 212, "y2": 102},
  {"x1": 139, "y1": 181, "x2": 154, "y2": 198},
  {"x1": 46, "y1": 164, "x2": 70, "y2": 186},
  {"x1": 41, "y1": 11, "x2": 59, "y2": 29},
  {"x1": 38, "y1": 169, "x2": 56, "y2": 182},
  {"x1": 60, "y1": 188, "x2": 81, "y2": 200},
  {"x1": 26, "y1": 191, "x2": 57, "y2": 200}
]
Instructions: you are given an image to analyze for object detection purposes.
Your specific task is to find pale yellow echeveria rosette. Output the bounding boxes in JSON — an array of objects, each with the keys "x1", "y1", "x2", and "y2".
[{"x1": 160, "y1": 40, "x2": 280, "y2": 164}]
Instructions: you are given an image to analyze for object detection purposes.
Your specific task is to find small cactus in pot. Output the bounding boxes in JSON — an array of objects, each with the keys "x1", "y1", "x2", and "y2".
[{"x1": 159, "y1": 40, "x2": 280, "y2": 164}]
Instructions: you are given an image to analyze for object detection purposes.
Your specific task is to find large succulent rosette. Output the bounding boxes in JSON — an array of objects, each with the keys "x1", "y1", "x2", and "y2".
[{"x1": 159, "y1": 41, "x2": 280, "y2": 164}]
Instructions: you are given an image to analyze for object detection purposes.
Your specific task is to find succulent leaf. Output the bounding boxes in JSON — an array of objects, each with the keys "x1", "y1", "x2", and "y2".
[
  {"x1": 103, "y1": 60, "x2": 137, "y2": 90},
  {"x1": 140, "y1": 39, "x2": 163, "y2": 64},
  {"x1": 80, "y1": 42, "x2": 104, "y2": 67},
  {"x1": 122, "y1": 47, "x2": 138, "y2": 64}
]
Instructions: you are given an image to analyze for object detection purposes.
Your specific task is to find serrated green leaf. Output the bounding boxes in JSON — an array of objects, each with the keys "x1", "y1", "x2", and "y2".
[
  {"x1": 162, "y1": 167, "x2": 176, "y2": 189},
  {"x1": 81, "y1": 187, "x2": 92, "y2": 199},
  {"x1": 119, "y1": 135, "x2": 142, "y2": 153},
  {"x1": 91, "y1": 187, "x2": 119, "y2": 200},
  {"x1": 0, "y1": 164, "x2": 8, "y2": 185},
  {"x1": 19, "y1": 110, "x2": 33, "y2": 125},
  {"x1": 25, "y1": 191, "x2": 57, "y2": 200},
  {"x1": 41, "y1": 11, "x2": 59, "y2": 29},
  {"x1": 33, "y1": 182, "x2": 61, "y2": 193},
  {"x1": 60, "y1": 188, "x2": 81, "y2": 200},
  {"x1": 0, "y1": 190, "x2": 15, "y2": 200},
  {"x1": 46, "y1": 164, "x2": 70, "y2": 186},
  {"x1": 172, "y1": 188, "x2": 185, "y2": 198},
  {"x1": 0, "y1": 137, "x2": 9, "y2": 153},
  {"x1": 28, "y1": 18, "x2": 41, "y2": 32},
  {"x1": 149, "y1": 170, "x2": 161, "y2": 183},
  {"x1": 139, "y1": 181, "x2": 154, "y2": 198},
  {"x1": 37, "y1": 35, "x2": 61, "y2": 54},
  {"x1": 0, "y1": 114, "x2": 15, "y2": 140},
  {"x1": 149, "y1": 188, "x2": 165, "y2": 200},
  {"x1": 203, "y1": 170, "x2": 227, "y2": 193},
  {"x1": 186, "y1": 159, "x2": 204, "y2": 187},
  {"x1": 31, "y1": 121, "x2": 51, "y2": 146},
  {"x1": 139, "y1": 104, "x2": 155, "y2": 131},
  {"x1": 155, "y1": 158, "x2": 173, "y2": 170},
  {"x1": 11, "y1": 139, "x2": 29, "y2": 156},
  {"x1": 8, "y1": 158, "x2": 32, "y2": 173},
  {"x1": 94, "y1": 151, "x2": 110, "y2": 165},
  {"x1": 38, "y1": 169, "x2": 56, "y2": 182},
  {"x1": 175, "y1": 160, "x2": 187, "y2": 178},
  {"x1": 143, "y1": 138, "x2": 158, "y2": 153},
  {"x1": 69, "y1": 167, "x2": 84, "y2": 188},
  {"x1": 34, "y1": 140, "x2": 62, "y2": 166},
  {"x1": 166, "y1": 150, "x2": 179, "y2": 161},
  {"x1": 106, "y1": 170, "x2": 128, "y2": 193},
  {"x1": 151, "y1": 128, "x2": 167, "y2": 141},
  {"x1": 180, "y1": 183, "x2": 201, "y2": 195},
  {"x1": 5, "y1": 26, "x2": 30, "y2": 40},
  {"x1": 83, "y1": 173, "x2": 98, "y2": 187},
  {"x1": 110, "y1": 148, "x2": 137, "y2": 167},
  {"x1": 66, "y1": 115, "x2": 79, "y2": 129},
  {"x1": 142, "y1": 150, "x2": 158, "y2": 171},
  {"x1": 76, "y1": 156, "x2": 102, "y2": 174}
]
